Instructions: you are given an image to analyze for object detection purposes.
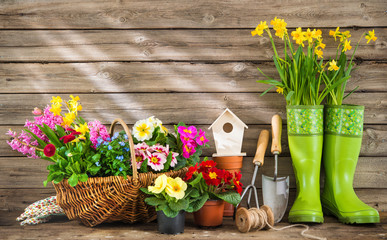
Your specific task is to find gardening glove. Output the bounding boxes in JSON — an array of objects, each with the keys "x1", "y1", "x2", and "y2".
[{"x1": 16, "y1": 196, "x2": 65, "y2": 226}]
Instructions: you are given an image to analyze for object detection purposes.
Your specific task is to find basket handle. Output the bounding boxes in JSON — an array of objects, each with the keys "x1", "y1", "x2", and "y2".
[{"x1": 109, "y1": 118, "x2": 138, "y2": 181}]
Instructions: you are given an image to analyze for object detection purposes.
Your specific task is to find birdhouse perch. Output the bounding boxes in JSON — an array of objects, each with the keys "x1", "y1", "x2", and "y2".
[{"x1": 209, "y1": 108, "x2": 248, "y2": 157}]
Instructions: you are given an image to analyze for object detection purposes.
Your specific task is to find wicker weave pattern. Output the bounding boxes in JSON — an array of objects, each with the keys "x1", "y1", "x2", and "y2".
[{"x1": 53, "y1": 118, "x2": 188, "y2": 227}]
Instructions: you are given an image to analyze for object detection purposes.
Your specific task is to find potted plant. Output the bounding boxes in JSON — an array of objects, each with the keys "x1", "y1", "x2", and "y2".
[
  {"x1": 6, "y1": 95, "x2": 210, "y2": 226},
  {"x1": 184, "y1": 159, "x2": 242, "y2": 227},
  {"x1": 252, "y1": 17, "x2": 379, "y2": 224},
  {"x1": 140, "y1": 174, "x2": 205, "y2": 234}
]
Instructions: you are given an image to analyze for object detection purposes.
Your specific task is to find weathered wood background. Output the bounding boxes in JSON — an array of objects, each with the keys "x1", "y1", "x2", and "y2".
[{"x1": 0, "y1": 0, "x2": 386, "y2": 221}]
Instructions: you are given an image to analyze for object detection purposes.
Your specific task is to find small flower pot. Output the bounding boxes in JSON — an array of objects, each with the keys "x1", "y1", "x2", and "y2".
[
  {"x1": 213, "y1": 156, "x2": 243, "y2": 217},
  {"x1": 193, "y1": 200, "x2": 225, "y2": 227},
  {"x1": 157, "y1": 210, "x2": 185, "y2": 235}
]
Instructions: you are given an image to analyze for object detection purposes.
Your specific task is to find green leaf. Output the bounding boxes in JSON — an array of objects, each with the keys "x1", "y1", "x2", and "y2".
[
  {"x1": 55, "y1": 125, "x2": 66, "y2": 137},
  {"x1": 158, "y1": 204, "x2": 180, "y2": 218},
  {"x1": 140, "y1": 187, "x2": 152, "y2": 195},
  {"x1": 78, "y1": 173, "x2": 88, "y2": 182},
  {"x1": 169, "y1": 199, "x2": 189, "y2": 212},
  {"x1": 24, "y1": 129, "x2": 47, "y2": 147},
  {"x1": 92, "y1": 154, "x2": 101, "y2": 162},
  {"x1": 68, "y1": 173, "x2": 78, "y2": 187},
  {"x1": 140, "y1": 159, "x2": 148, "y2": 172},
  {"x1": 188, "y1": 192, "x2": 209, "y2": 213},
  {"x1": 213, "y1": 191, "x2": 241, "y2": 206},
  {"x1": 144, "y1": 197, "x2": 166, "y2": 207},
  {"x1": 37, "y1": 124, "x2": 62, "y2": 148}
]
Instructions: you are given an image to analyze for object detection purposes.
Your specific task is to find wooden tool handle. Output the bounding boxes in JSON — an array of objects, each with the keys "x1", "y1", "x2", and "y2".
[
  {"x1": 253, "y1": 129, "x2": 269, "y2": 166},
  {"x1": 271, "y1": 114, "x2": 282, "y2": 154}
]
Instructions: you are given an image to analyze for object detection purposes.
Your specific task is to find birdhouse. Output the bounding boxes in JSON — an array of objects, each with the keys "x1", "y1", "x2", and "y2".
[{"x1": 209, "y1": 108, "x2": 248, "y2": 157}]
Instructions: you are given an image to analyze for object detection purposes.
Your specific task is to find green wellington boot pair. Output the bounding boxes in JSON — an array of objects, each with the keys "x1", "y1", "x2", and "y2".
[{"x1": 286, "y1": 105, "x2": 380, "y2": 224}]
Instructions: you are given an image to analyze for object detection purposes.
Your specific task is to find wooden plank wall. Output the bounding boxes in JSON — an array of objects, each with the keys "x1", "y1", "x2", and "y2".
[{"x1": 0, "y1": 0, "x2": 386, "y2": 215}]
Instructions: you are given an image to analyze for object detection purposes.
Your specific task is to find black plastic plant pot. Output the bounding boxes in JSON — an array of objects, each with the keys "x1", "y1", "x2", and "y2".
[{"x1": 157, "y1": 210, "x2": 185, "y2": 235}]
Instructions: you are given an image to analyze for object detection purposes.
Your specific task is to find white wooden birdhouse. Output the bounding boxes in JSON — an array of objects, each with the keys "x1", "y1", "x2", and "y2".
[{"x1": 209, "y1": 108, "x2": 248, "y2": 157}]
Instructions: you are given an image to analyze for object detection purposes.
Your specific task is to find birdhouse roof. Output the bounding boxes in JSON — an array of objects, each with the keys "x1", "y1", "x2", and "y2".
[{"x1": 208, "y1": 108, "x2": 248, "y2": 130}]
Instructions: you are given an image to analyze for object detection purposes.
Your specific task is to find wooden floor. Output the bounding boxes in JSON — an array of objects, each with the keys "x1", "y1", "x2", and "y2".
[{"x1": 1, "y1": 211, "x2": 386, "y2": 240}]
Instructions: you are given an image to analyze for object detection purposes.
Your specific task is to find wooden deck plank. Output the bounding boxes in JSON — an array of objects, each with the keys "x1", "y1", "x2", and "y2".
[
  {"x1": 0, "y1": 93, "x2": 386, "y2": 125},
  {"x1": 0, "y1": 210, "x2": 386, "y2": 240},
  {"x1": 0, "y1": 29, "x2": 385, "y2": 62},
  {"x1": 2, "y1": 124, "x2": 387, "y2": 158},
  {"x1": 0, "y1": 0, "x2": 385, "y2": 29},
  {"x1": 0, "y1": 156, "x2": 385, "y2": 189},
  {"x1": 1, "y1": 61, "x2": 386, "y2": 93}
]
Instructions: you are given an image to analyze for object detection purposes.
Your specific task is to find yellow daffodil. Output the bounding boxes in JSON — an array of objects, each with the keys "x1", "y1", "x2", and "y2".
[
  {"x1": 75, "y1": 122, "x2": 89, "y2": 135},
  {"x1": 165, "y1": 177, "x2": 187, "y2": 200},
  {"x1": 67, "y1": 95, "x2": 82, "y2": 113},
  {"x1": 276, "y1": 87, "x2": 284, "y2": 94},
  {"x1": 304, "y1": 28, "x2": 314, "y2": 43},
  {"x1": 51, "y1": 96, "x2": 63, "y2": 105},
  {"x1": 329, "y1": 27, "x2": 340, "y2": 41},
  {"x1": 342, "y1": 39, "x2": 352, "y2": 52},
  {"x1": 251, "y1": 21, "x2": 268, "y2": 36},
  {"x1": 291, "y1": 27, "x2": 306, "y2": 46},
  {"x1": 271, "y1": 17, "x2": 287, "y2": 39},
  {"x1": 317, "y1": 39, "x2": 326, "y2": 49},
  {"x1": 148, "y1": 174, "x2": 168, "y2": 194},
  {"x1": 61, "y1": 112, "x2": 76, "y2": 126},
  {"x1": 50, "y1": 105, "x2": 62, "y2": 116},
  {"x1": 313, "y1": 29, "x2": 322, "y2": 39},
  {"x1": 365, "y1": 29, "x2": 377, "y2": 44},
  {"x1": 315, "y1": 48, "x2": 323, "y2": 58},
  {"x1": 328, "y1": 60, "x2": 340, "y2": 71},
  {"x1": 339, "y1": 31, "x2": 351, "y2": 42}
]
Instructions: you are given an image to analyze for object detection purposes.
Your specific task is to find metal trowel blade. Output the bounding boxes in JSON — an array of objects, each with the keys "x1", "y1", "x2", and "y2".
[{"x1": 262, "y1": 175, "x2": 289, "y2": 223}]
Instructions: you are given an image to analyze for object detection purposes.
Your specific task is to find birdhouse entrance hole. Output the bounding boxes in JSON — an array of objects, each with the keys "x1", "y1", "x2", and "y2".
[{"x1": 223, "y1": 122, "x2": 233, "y2": 133}]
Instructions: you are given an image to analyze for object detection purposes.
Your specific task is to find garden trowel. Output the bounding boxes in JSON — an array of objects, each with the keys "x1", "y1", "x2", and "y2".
[{"x1": 262, "y1": 114, "x2": 289, "y2": 223}]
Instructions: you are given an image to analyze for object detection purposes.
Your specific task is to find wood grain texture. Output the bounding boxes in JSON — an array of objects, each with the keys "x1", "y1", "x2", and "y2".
[
  {"x1": 0, "y1": 93, "x2": 386, "y2": 125},
  {"x1": 0, "y1": 0, "x2": 386, "y2": 29},
  {"x1": 0, "y1": 29, "x2": 385, "y2": 62},
  {"x1": 1, "y1": 61, "x2": 386, "y2": 93},
  {"x1": 1, "y1": 156, "x2": 385, "y2": 189},
  {"x1": 2, "y1": 125, "x2": 387, "y2": 157}
]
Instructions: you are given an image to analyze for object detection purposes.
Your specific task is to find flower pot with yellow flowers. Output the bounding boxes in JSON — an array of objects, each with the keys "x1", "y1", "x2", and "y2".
[{"x1": 252, "y1": 18, "x2": 379, "y2": 224}]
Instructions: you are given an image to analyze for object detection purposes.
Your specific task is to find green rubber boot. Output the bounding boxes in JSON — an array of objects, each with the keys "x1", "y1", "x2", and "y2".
[
  {"x1": 322, "y1": 105, "x2": 380, "y2": 224},
  {"x1": 287, "y1": 105, "x2": 324, "y2": 223}
]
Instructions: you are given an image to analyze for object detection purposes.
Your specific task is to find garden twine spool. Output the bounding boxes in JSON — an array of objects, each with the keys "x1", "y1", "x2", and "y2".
[{"x1": 235, "y1": 205, "x2": 326, "y2": 240}]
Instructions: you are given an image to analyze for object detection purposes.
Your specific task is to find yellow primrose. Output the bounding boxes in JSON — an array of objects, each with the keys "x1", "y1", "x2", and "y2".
[
  {"x1": 165, "y1": 177, "x2": 187, "y2": 200},
  {"x1": 329, "y1": 27, "x2": 340, "y2": 41},
  {"x1": 276, "y1": 87, "x2": 284, "y2": 95},
  {"x1": 50, "y1": 105, "x2": 62, "y2": 116},
  {"x1": 133, "y1": 119, "x2": 154, "y2": 141},
  {"x1": 342, "y1": 39, "x2": 352, "y2": 52},
  {"x1": 75, "y1": 122, "x2": 89, "y2": 135},
  {"x1": 148, "y1": 174, "x2": 168, "y2": 194},
  {"x1": 251, "y1": 21, "x2": 268, "y2": 36},
  {"x1": 328, "y1": 60, "x2": 340, "y2": 71},
  {"x1": 315, "y1": 48, "x2": 323, "y2": 58},
  {"x1": 50, "y1": 96, "x2": 63, "y2": 105},
  {"x1": 365, "y1": 29, "x2": 377, "y2": 44},
  {"x1": 304, "y1": 28, "x2": 314, "y2": 43},
  {"x1": 291, "y1": 27, "x2": 306, "y2": 46}
]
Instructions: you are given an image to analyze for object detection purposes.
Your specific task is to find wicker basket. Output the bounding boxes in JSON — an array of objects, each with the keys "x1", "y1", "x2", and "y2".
[{"x1": 53, "y1": 118, "x2": 188, "y2": 227}]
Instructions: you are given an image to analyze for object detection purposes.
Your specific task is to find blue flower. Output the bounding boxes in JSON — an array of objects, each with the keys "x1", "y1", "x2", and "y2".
[
  {"x1": 119, "y1": 167, "x2": 123, "y2": 171},
  {"x1": 124, "y1": 134, "x2": 128, "y2": 140},
  {"x1": 119, "y1": 141, "x2": 125, "y2": 147},
  {"x1": 95, "y1": 161, "x2": 100, "y2": 167},
  {"x1": 108, "y1": 145, "x2": 113, "y2": 150},
  {"x1": 112, "y1": 132, "x2": 119, "y2": 140},
  {"x1": 97, "y1": 137, "x2": 104, "y2": 144},
  {"x1": 106, "y1": 137, "x2": 111, "y2": 141},
  {"x1": 103, "y1": 141, "x2": 109, "y2": 146},
  {"x1": 116, "y1": 155, "x2": 124, "y2": 161},
  {"x1": 123, "y1": 147, "x2": 130, "y2": 152}
]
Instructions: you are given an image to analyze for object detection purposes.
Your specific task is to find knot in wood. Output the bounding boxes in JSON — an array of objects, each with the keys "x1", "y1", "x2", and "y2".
[{"x1": 203, "y1": 14, "x2": 215, "y2": 23}]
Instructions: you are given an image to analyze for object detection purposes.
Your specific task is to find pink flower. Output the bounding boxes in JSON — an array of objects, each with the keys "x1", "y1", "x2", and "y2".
[
  {"x1": 88, "y1": 120, "x2": 110, "y2": 148},
  {"x1": 196, "y1": 129, "x2": 208, "y2": 146},
  {"x1": 32, "y1": 107, "x2": 43, "y2": 115},
  {"x1": 135, "y1": 151, "x2": 146, "y2": 169},
  {"x1": 135, "y1": 142, "x2": 151, "y2": 156},
  {"x1": 170, "y1": 152, "x2": 179, "y2": 167},
  {"x1": 149, "y1": 144, "x2": 169, "y2": 155},
  {"x1": 178, "y1": 126, "x2": 197, "y2": 139},
  {"x1": 147, "y1": 153, "x2": 167, "y2": 171},
  {"x1": 182, "y1": 143, "x2": 196, "y2": 158},
  {"x1": 44, "y1": 144, "x2": 56, "y2": 157}
]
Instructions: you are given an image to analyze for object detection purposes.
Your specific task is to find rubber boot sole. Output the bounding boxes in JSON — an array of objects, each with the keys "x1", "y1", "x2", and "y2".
[{"x1": 322, "y1": 202, "x2": 380, "y2": 224}]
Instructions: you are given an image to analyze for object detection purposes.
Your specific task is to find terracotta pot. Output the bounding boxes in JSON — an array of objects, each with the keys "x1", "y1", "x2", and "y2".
[
  {"x1": 193, "y1": 200, "x2": 225, "y2": 227},
  {"x1": 213, "y1": 156, "x2": 243, "y2": 174},
  {"x1": 213, "y1": 156, "x2": 243, "y2": 216}
]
